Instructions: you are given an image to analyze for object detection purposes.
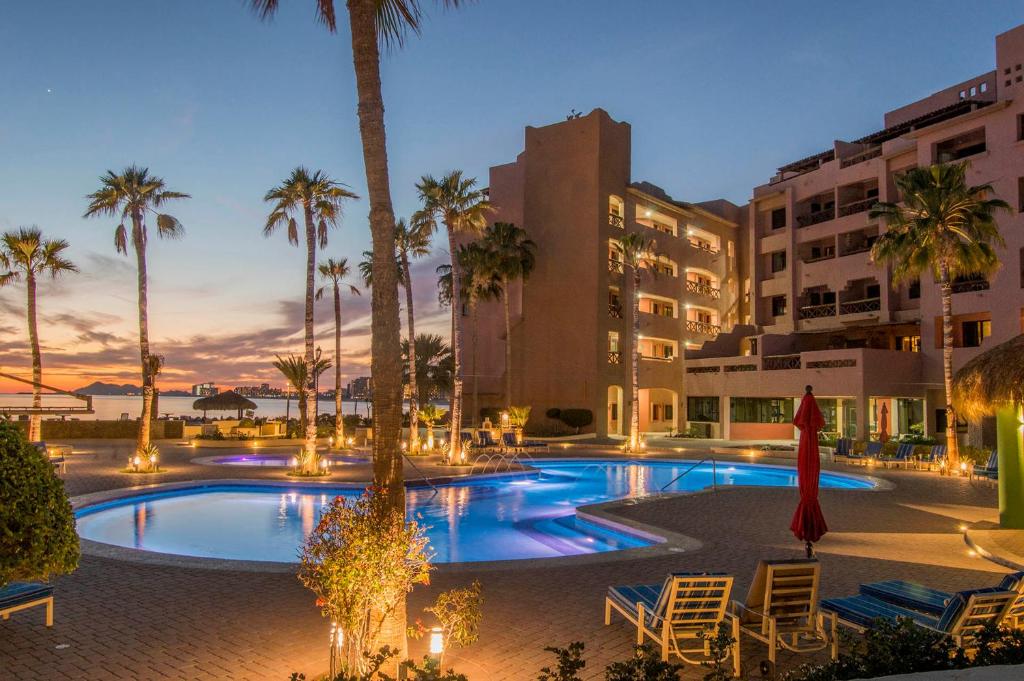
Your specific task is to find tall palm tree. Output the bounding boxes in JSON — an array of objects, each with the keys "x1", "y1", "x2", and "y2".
[
  {"x1": 619, "y1": 232, "x2": 657, "y2": 452},
  {"x1": 481, "y1": 222, "x2": 536, "y2": 408},
  {"x1": 396, "y1": 217, "x2": 432, "y2": 451},
  {"x1": 0, "y1": 227, "x2": 77, "y2": 442},
  {"x1": 84, "y1": 166, "x2": 188, "y2": 467},
  {"x1": 415, "y1": 171, "x2": 491, "y2": 463},
  {"x1": 274, "y1": 354, "x2": 332, "y2": 438},
  {"x1": 870, "y1": 162, "x2": 1009, "y2": 465},
  {"x1": 316, "y1": 258, "x2": 361, "y2": 447},
  {"x1": 263, "y1": 167, "x2": 356, "y2": 473}
]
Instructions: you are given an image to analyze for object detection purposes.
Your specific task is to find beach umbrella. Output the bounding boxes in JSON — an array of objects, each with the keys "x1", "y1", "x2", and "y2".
[
  {"x1": 192, "y1": 391, "x2": 258, "y2": 420},
  {"x1": 790, "y1": 385, "x2": 828, "y2": 558},
  {"x1": 879, "y1": 402, "x2": 890, "y2": 443}
]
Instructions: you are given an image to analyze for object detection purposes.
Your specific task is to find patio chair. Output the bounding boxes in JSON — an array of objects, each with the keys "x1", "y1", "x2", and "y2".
[
  {"x1": 879, "y1": 443, "x2": 914, "y2": 469},
  {"x1": 606, "y1": 572, "x2": 739, "y2": 674},
  {"x1": 30, "y1": 441, "x2": 65, "y2": 474},
  {"x1": 859, "y1": 571, "x2": 1024, "y2": 631},
  {"x1": 730, "y1": 559, "x2": 836, "y2": 671},
  {"x1": 916, "y1": 444, "x2": 947, "y2": 471},
  {"x1": 0, "y1": 582, "x2": 53, "y2": 627},
  {"x1": 970, "y1": 450, "x2": 998, "y2": 483},
  {"x1": 831, "y1": 438, "x2": 852, "y2": 461},
  {"x1": 846, "y1": 441, "x2": 880, "y2": 466},
  {"x1": 476, "y1": 430, "x2": 500, "y2": 450},
  {"x1": 502, "y1": 431, "x2": 549, "y2": 453},
  {"x1": 821, "y1": 586, "x2": 1015, "y2": 648}
]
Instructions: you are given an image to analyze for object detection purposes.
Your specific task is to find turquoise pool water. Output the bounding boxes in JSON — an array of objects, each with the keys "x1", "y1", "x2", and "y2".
[{"x1": 76, "y1": 459, "x2": 873, "y2": 563}]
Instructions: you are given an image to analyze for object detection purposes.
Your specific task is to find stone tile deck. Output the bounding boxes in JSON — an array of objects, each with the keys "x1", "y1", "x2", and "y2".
[{"x1": 0, "y1": 440, "x2": 1008, "y2": 680}]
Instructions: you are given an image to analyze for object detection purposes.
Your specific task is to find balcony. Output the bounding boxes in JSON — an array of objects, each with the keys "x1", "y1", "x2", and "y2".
[
  {"x1": 839, "y1": 146, "x2": 882, "y2": 168},
  {"x1": 838, "y1": 197, "x2": 877, "y2": 218},
  {"x1": 839, "y1": 297, "x2": 881, "y2": 315},
  {"x1": 796, "y1": 207, "x2": 835, "y2": 228},
  {"x1": 763, "y1": 354, "x2": 801, "y2": 371},
  {"x1": 688, "y1": 240, "x2": 720, "y2": 256},
  {"x1": 686, "y1": 319, "x2": 721, "y2": 336},
  {"x1": 609, "y1": 213, "x2": 624, "y2": 228},
  {"x1": 640, "y1": 354, "x2": 675, "y2": 363},
  {"x1": 608, "y1": 351, "x2": 622, "y2": 364},
  {"x1": 608, "y1": 259, "x2": 624, "y2": 275},
  {"x1": 686, "y1": 280, "x2": 721, "y2": 299},
  {"x1": 798, "y1": 303, "x2": 837, "y2": 320},
  {"x1": 952, "y1": 277, "x2": 989, "y2": 294},
  {"x1": 608, "y1": 302, "x2": 623, "y2": 319}
]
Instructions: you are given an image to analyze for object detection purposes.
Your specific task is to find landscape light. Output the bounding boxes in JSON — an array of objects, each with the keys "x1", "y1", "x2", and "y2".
[{"x1": 429, "y1": 626, "x2": 444, "y2": 657}]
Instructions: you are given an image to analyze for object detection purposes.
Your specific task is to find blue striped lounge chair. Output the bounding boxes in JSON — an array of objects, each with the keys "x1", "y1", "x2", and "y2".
[
  {"x1": 0, "y1": 583, "x2": 54, "y2": 627},
  {"x1": 730, "y1": 559, "x2": 837, "y2": 671},
  {"x1": 606, "y1": 572, "x2": 739, "y2": 674},
  {"x1": 847, "y1": 441, "x2": 881, "y2": 466},
  {"x1": 916, "y1": 444, "x2": 947, "y2": 471},
  {"x1": 831, "y1": 438, "x2": 852, "y2": 461},
  {"x1": 501, "y1": 431, "x2": 548, "y2": 452},
  {"x1": 970, "y1": 450, "x2": 998, "y2": 483},
  {"x1": 476, "y1": 430, "x2": 500, "y2": 450},
  {"x1": 821, "y1": 584, "x2": 1015, "y2": 647},
  {"x1": 880, "y1": 443, "x2": 915, "y2": 469},
  {"x1": 858, "y1": 572, "x2": 1024, "y2": 631}
]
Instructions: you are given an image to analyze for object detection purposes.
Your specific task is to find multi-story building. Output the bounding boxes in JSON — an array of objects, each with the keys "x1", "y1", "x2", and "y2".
[
  {"x1": 684, "y1": 23, "x2": 1024, "y2": 444},
  {"x1": 191, "y1": 382, "x2": 218, "y2": 397},
  {"x1": 347, "y1": 376, "x2": 372, "y2": 401},
  {"x1": 466, "y1": 110, "x2": 742, "y2": 436}
]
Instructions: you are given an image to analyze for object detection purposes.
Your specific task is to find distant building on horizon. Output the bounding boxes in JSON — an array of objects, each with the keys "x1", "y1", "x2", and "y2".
[
  {"x1": 347, "y1": 376, "x2": 371, "y2": 400},
  {"x1": 191, "y1": 382, "x2": 218, "y2": 397},
  {"x1": 233, "y1": 383, "x2": 283, "y2": 398}
]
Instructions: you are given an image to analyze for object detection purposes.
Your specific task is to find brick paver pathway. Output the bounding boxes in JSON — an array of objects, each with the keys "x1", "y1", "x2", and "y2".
[{"x1": 0, "y1": 440, "x2": 1006, "y2": 680}]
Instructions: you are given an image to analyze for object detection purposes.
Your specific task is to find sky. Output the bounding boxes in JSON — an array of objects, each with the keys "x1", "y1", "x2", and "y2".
[{"x1": 1, "y1": 1, "x2": 1022, "y2": 392}]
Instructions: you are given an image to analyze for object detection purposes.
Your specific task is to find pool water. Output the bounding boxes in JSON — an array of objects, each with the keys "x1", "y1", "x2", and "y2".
[
  {"x1": 207, "y1": 454, "x2": 366, "y2": 467},
  {"x1": 76, "y1": 459, "x2": 873, "y2": 563}
]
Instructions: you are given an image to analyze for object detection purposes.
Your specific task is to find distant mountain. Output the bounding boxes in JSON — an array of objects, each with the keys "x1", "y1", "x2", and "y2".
[
  {"x1": 74, "y1": 381, "x2": 141, "y2": 396},
  {"x1": 161, "y1": 390, "x2": 192, "y2": 397}
]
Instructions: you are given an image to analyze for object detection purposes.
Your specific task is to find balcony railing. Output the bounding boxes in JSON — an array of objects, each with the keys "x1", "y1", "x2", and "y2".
[
  {"x1": 798, "y1": 303, "x2": 837, "y2": 320},
  {"x1": 839, "y1": 242, "x2": 873, "y2": 257},
  {"x1": 839, "y1": 146, "x2": 882, "y2": 168},
  {"x1": 608, "y1": 259, "x2": 624, "y2": 274},
  {"x1": 640, "y1": 354, "x2": 675, "y2": 362},
  {"x1": 802, "y1": 251, "x2": 836, "y2": 264},
  {"x1": 763, "y1": 354, "x2": 802, "y2": 371},
  {"x1": 796, "y1": 208, "x2": 835, "y2": 228},
  {"x1": 609, "y1": 213, "x2": 624, "y2": 228},
  {"x1": 685, "y1": 280, "x2": 721, "y2": 299},
  {"x1": 686, "y1": 319, "x2": 721, "y2": 336},
  {"x1": 608, "y1": 302, "x2": 623, "y2": 319},
  {"x1": 838, "y1": 197, "x2": 877, "y2": 218},
  {"x1": 688, "y1": 241, "x2": 720, "y2": 255},
  {"x1": 607, "y1": 351, "x2": 622, "y2": 364},
  {"x1": 839, "y1": 297, "x2": 881, "y2": 315},
  {"x1": 952, "y1": 278, "x2": 989, "y2": 293}
]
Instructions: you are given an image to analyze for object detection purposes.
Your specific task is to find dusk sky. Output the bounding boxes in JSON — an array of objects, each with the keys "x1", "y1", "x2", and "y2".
[{"x1": 1, "y1": 1, "x2": 1022, "y2": 392}]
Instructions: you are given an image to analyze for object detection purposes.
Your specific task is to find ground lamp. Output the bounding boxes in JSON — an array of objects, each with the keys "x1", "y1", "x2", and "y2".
[
  {"x1": 953, "y1": 334, "x2": 1024, "y2": 527},
  {"x1": 429, "y1": 625, "x2": 444, "y2": 661}
]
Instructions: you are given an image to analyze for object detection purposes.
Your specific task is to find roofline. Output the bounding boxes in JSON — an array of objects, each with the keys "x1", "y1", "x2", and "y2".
[{"x1": 626, "y1": 186, "x2": 738, "y2": 228}]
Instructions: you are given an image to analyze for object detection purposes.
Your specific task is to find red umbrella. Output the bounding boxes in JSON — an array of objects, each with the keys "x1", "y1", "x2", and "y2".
[{"x1": 791, "y1": 385, "x2": 828, "y2": 557}]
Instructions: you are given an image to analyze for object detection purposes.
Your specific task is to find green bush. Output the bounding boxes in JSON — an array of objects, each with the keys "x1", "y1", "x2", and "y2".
[
  {"x1": 523, "y1": 421, "x2": 574, "y2": 437},
  {"x1": 0, "y1": 421, "x2": 79, "y2": 586},
  {"x1": 604, "y1": 644, "x2": 684, "y2": 681},
  {"x1": 960, "y1": 445, "x2": 992, "y2": 466},
  {"x1": 537, "y1": 642, "x2": 585, "y2": 681},
  {"x1": 545, "y1": 408, "x2": 562, "y2": 420},
  {"x1": 290, "y1": 647, "x2": 467, "y2": 681},
  {"x1": 557, "y1": 409, "x2": 593, "y2": 433}
]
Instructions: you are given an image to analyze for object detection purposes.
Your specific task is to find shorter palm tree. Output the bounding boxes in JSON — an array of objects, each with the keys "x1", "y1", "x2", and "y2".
[
  {"x1": 0, "y1": 227, "x2": 78, "y2": 441},
  {"x1": 273, "y1": 353, "x2": 332, "y2": 468},
  {"x1": 870, "y1": 162, "x2": 1009, "y2": 465},
  {"x1": 417, "y1": 404, "x2": 446, "y2": 451},
  {"x1": 316, "y1": 258, "x2": 360, "y2": 447},
  {"x1": 619, "y1": 232, "x2": 657, "y2": 452},
  {"x1": 402, "y1": 334, "x2": 453, "y2": 408}
]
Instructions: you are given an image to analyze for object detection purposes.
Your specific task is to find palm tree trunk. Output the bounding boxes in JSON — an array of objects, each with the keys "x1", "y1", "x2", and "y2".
[
  {"x1": 472, "y1": 302, "x2": 479, "y2": 428},
  {"x1": 629, "y1": 270, "x2": 641, "y2": 451},
  {"x1": 401, "y1": 251, "x2": 419, "y2": 453},
  {"x1": 503, "y1": 275, "x2": 512, "y2": 409},
  {"x1": 26, "y1": 272, "x2": 41, "y2": 442},
  {"x1": 446, "y1": 227, "x2": 464, "y2": 464},
  {"x1": 132, "y1": 209, "x2": 154, "y2": 467},
  {"x1": 333, "y1": 282, "x2": 343, "y2": 446},
  {"x1": 939, "y1": 266, "x2": 960, "y2": 466},
  {"x1": 302, "y1": 203, "x2": 319, "y2": 474},
  {"x1": 347, "y1": 0, "x2": 407, "y2": 666}
]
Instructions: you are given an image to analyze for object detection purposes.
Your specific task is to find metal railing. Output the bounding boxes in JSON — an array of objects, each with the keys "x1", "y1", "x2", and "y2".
[
  {"x1": 609, "y1": 213, "x2": 624, "y2": 228},
  {"x1": 839, "y1": 297, "x2": 881, "y2": 315},
  {"x1": 686, "y1": 319, "x2": 721, "y2": 336},
  {"x1": 799, "y1": 303, "x2": 836, "y2": 320},
  {"x1": 796, "y1": 208, "x2": 834, "y2": 228},
  {"x1": 660, "y1": 457, "x2": 718, "y2": 492},
  {"x1": 608, "y1": 259, "x2": 624, "y2": 274},
  {"x1": 686, "y1": 280, "x2": 721, "y2": 299},
  {"x1": 763, "y1": 354, "x2": 802, "y2": 371},
  {"x1": 838, "y1": 197, "x2": 877, "y2": 217},
  {"x1": 952, "y1": 278, "x2": 989, "y2": 293},
  {"x1": 839, "y1": 146, "x2": 882, "y2": 168},
  {"x1": 608, "y1": 350, "x2": 622, "y2": 364},
  {"x1": 688, "y1": 241, "x2": 720, "y2": 255},
  {"x1": 608, "y1": 302, "x2": 623, "y2": 319}
]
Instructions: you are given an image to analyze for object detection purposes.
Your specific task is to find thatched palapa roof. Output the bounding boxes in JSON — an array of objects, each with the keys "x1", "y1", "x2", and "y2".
[
  {"x1": 953, "y1": 334, "x2": 1024, "y2": 421},
  {"x1": 192, "y1": 391, "x2": 258, "y2": 414}
]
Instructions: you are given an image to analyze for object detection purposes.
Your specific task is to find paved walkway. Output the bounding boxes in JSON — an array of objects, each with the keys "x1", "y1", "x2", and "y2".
[{"x1": 0, "y1": 440, "x2": 1008, "y2": 680}]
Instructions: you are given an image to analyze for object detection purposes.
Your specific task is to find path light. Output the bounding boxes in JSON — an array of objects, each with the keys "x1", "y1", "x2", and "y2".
[
  {"x1": 429, "y1": 626, "x2": 444, "y2": 660},
  {"x1": 132, "y1": 456, "x2": 141, "y2": 472},
  {"x1": 289, "y1": 456, "x2": 298, "y2": 469},
  {"x1": 401, "y1": 441, "x2": 408, "y2": 451},
  {"x1": 328, "y1": 435, "x2": 334, "y2": 447},
  {"x1": 148, "y1": 453, "x2": 157, "y2": 467},
  {"x1": 500, "y1": 411, "x2": 510, "y2": 430},
  {"x1": 319, "y1": 459, "x2": 329, "y2": 471},
  {"x1": 959, "y1": 461, "x2": 969, "y2": 476},
  {"x1": 346, "y1": 436, "x2": 355, "y2": 447}
]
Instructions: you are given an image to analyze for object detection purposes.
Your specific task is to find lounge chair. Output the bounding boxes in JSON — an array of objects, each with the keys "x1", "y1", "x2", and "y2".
[
  {"x1": 821, "y1": 585, "x2": 1015, "y2": 647},
  {"x1": 730, "y1": 559, "x2": 836, "y2": 671},
  {"x1": 845, "y1": 441, "x2": 880, "y2": 466},
  {"x1": 31, "y1": 441, "x2": 66, "y2": 474},
  {"x1": 501, "y1": 431, "x2": 548, "y2": 453},
  {"x1": 476, "y1": 430, "x2": 500, "y2": 450},
  {"x1": 879, "y1": 443, "x2": 914, "y2": 469},
  {"x1": 970, "y1": 450, "x2": 998, "y2": 483},
  {"x1": 0, "y1": 582, "x2": 53, "y2": 627},
  {"x1": 916, "y1": 444, "x2": 947, "y2": 471},
  {"x1": 830, "y1": 438, "x2": 852, "y2": 462},
  {"x1": 858, "y1": 572, "x2": 1024, "y2": 631},
  {"x1": 606, "y1": 572, "x2": 739, "y2": 674}
]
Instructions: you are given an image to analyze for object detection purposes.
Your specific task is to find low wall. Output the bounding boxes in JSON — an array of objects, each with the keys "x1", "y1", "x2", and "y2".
[
  {"x1": 729, "y1": 422, "x2": 795, "y2": 440},
  {"x1": 14, "y1": 419, "x2": 184, "y2": 440}
]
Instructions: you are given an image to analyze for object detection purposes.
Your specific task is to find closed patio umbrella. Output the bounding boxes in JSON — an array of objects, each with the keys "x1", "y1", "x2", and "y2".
[
  {"x1": 790, "y1": 385, "x2": 828, "y2": 558},
  {"x1": 879, "y1": 402, "x2": 890, "y2": 443}
]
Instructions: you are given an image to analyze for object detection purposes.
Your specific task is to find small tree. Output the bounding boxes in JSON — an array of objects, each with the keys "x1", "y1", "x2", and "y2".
[
  {"x1": 299, "y1": 489, "x2": 432, "y2": 674},
  {"x1": 558, "y1": 409, "x2": 593, "y2": 434},
  {"x1": 0, "y1": 421, "x2": 79, "y2": 585},
  {"x1": 421, "y1": 580, "x2": 483, "y2": 666}
]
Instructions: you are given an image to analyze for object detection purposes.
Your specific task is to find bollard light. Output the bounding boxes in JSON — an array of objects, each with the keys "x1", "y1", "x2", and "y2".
[{"x1": 429, "y1": 626, "x2": 444, "y2": 658}]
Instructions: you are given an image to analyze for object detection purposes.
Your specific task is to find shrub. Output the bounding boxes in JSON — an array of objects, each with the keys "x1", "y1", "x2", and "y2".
[
  {"x1": 605, "y1": 644, "x2": 684, "y2": 681},
  {"x1": 557, "y1": 409, "x2": 593, "y2": 433},
  {"x1": 508, "y1": 406, "x2": 531, "y2": 428},
  {"x1": 523, "y1": 421, "x2": 574, "y2": 437},
  {"x1": 0, "y1": 421, "x2": 79, "y2": 586},
  {"x1": 537, "y1": 642, "x2": 585, "y2": 681},
  {"x1": 290, "y1": 647, "x2": 467, "y2": 681},
  {"x1": 479, "y1": 407, "x2": 501, "y2": 424},
  {"x1": 545, "y1": 408, "x2": 562, "y2": 420},
  {"x1": 424, "y1": 580, "x2": 483, "y2": 661},
  {"x1": 960, "y1": 445, "x2": 992, "y2": 466}
]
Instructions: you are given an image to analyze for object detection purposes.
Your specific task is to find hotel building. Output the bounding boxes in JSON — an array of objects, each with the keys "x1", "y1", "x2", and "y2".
[{"x1": 470, "y1": 24, "x2": 1024, "y2": 445}]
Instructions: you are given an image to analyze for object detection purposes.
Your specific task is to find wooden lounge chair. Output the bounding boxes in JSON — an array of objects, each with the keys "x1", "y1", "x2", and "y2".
[
  {"x1": 970, "y1": 450, "x2": 998, "y2": 483},
  {"x1": 821, "y1": 586, "x2": 1015, "y2": 648},
  {"x1": 879, "y1": 443, "x2": 914, "y2": 469},
  {"x1": 606, "y1": 572, "x2": 739, "y2": 675},
  {"x1": 0, "y1": 583, "x2": 53, "y2": 627},
  {"x1": 730, "y1": 559, "x2": 836, "y2": 672}
]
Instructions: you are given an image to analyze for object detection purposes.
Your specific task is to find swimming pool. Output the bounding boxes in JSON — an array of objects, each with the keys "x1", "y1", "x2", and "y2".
[
  {"x1": 199, "y1": 454, "x2": 368, "y2": 467},
  {"x1": 76, "y1": 459, "x2": 874, "y2": 564}
]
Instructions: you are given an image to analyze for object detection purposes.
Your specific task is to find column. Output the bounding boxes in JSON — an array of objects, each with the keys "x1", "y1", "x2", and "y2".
[
  {"x1": 997, "y1": 405, "x2": 1024, "y2": 529},
  {"x1": 721, "y1": 395, "x2": 730, "y2": 440},
  {"x1": 855, "y1": 392, "x2": 869, "y2": 441}
]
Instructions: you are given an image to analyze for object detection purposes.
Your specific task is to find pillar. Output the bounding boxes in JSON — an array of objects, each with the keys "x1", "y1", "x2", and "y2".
[
  {"x1": 721, "y1": 395, "x2": 730, "y2": 441},
  {"x1": 855, "y1": 393, "x2": 869, "y2": 442},
  {"x1": 997, "y1": 405, "x2": 1024, "y2": 529}
]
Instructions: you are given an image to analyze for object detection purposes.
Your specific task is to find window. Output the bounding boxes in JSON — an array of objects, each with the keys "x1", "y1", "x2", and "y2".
[
  {"x1": 650, "y1": 300, "x2": 674, "y2": 317},
  {"x1": 897, "y1": 335, "x2": 921, "y2": 352},
  {"x1": 609, "y1": 403, "x2": 618, "y2": 420},
  {"x1": 608, "y1": 331, "x2": 620, "y2": 353},
  {"x1": 771, "y1": 207, "x2": 786, "y2": 230},
  {"x1": 1018, "y1": 115, "x2": 1024, "y2": 142},
  {"x1": 962, "y1": 319, "x2": 991, "y2": 348},
  {"x1": 980, "y1": 82, "x2": 988, "y2": 93},
  {"x1": 730, "y1": 397, "x2": 794, "y2": 424},
  {"x1": 652, "y1": 404, "x2": 661, "y2": 421},
  {"x1": 727, "y1": 240, "x2": 735, "y2": 257},
  {"x1": 866, "y1": 283, "x2": 881, "y2": 299},
  {"x1": 771, "y1": 295, "x2": 787, "y2": 317},
  {"x1": 687, "y1": 397, "x2": 719, "y2": 422},
  {"x1": 770, "y1": 250, "x2": 787, "y2": 273},
  {"x1": 663, "y1": 404, "x2": 674, "y2": 421},
  {"x1": 909, "y1": 279, "x2": 921, "y2": 300},
  {"x1": 1018, "y1": 177, "x2": 1024, "y2": 212},
  {"x1": 935, "y1": 127, "x2": 986, "y2": 162}
]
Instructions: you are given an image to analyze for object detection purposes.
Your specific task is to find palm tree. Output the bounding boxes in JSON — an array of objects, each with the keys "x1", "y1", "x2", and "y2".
[
  {"x1": 416, "y1": 403, "x2": 446, "y2": 450},
  {"x1": 449, "y1": 243, "x2": 501, "y2": 427},
  {"x1": 84, "y1": 166, "x2": 188, "y2": 467},
  {"x1": 395, "y1": 217, "x2": 432, "y2": 452},
  {"x1": 401, "y1": 333, "x2": 453, "y2": 407},
  {"x1": 870, "y1": 162, "x2": 1009, "y2": 465},
  {"x1": 481, "y1": 222, "x2": 536, "y2": 408},
  {"x1": 415, "y1": 171, "x2": 491, "y2": 463},
  {"x1": 619, "y1": 232, "x2": 657, "y2": 452},
  {"x1": 0, "y1": 228, "x2": 77, "y2": 442},
  {"x1": 263, "y1": 167, "x2": 356, "y2": 474},
  {"x1": 274, "y1": 353, "x2": 332, "y2": 440},
  {"x1": 316, "y1": 258, "x2": 360, "y2": 447}
]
